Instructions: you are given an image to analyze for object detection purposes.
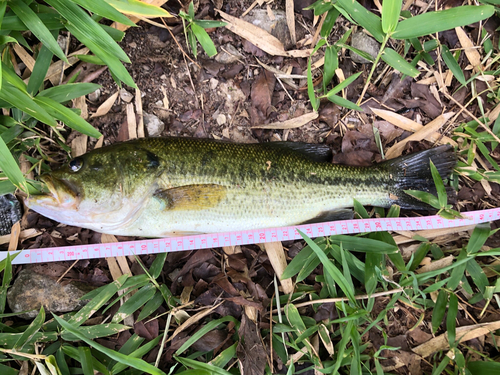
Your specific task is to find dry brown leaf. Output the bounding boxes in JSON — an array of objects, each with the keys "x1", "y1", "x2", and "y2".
[
  {"x1": 110, "y1": 0, "x2": 170, "y2": 32},
  {"x1": 393, "y1": 225, "x2": 476, "y2": 245},
  {"x1": 415, "y1": 255, "x2": 453, "y2": 274},
  {"x1": 73, "y1": 96, "x2": 88, "y2": 120},
  {"x1": 45, "y1": 48, "x2": 89, "y2": 85},
  {"x1": 218, "y1": 11, "x2": 311, "y2": 58},
  {"x1": 413, "y1": 320, "x2": 500, "y2": 357},
  {"x1": 264, "y1": 242, "x2": 294, "y2": 294},
  {"x1": 94, "y1": 136, "x2": 104, "y2": 149},
  {"x1": 455, "y1": 27, "x2": 482, "y2": 72},
  {"x1": 385, "y1": 112, "x2": 455, "y2": 159},
  {"x1": 0, "y1": 229, "x2": 40, "y2": 246},
  {"x1": 169, "y1": 303, "x2": 222, "y2": 342},
  {"x1": 71, "y1": 134, "x2": 88, "y2": 157},
  {"x1": 251, "y1": 112, "x2": 318, "y2": 129},
  {"x1": 13, "y1": 44, "x2": 35, "y2": 72},
  {"x1": 91, "y1": 91, "x2": 119, "y2": 118},
  {"x1": 371, "y1": 108, "x2": 457, "y2": 147}
]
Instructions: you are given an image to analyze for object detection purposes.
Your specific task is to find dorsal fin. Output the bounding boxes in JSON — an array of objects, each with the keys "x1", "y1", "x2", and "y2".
[{"x1": 263, "y1": 142, "x2": 332, "y2": 162}]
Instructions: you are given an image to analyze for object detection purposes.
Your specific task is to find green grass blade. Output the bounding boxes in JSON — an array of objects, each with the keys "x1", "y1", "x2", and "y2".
[
  {"x1": 27, "y1": 42, "x2": 54, "y2": 95},
  {"x1": 0, "y1": 136, "x2": 28, "y2": 192},
  {"x1": 381, "y1": 0, "x2": 402, "y2": 34},
  {"x1": 61, "y1": 323, "x2": 130, "y2": 341},
  {"x1": 111, "y1": 335, "x2": 162, "y2": 373},
  {"x1": 326, "y1": 71, "x2": 362, "y2": 98},
  {"x1": 466, "y1": 258, "x2": 489, "y2": 295},
  {"x1": 55, "y1": 315, "x2": 165, "y2": 375},
  {"x1": 329, "y1": 235, "x2": 398, "y2": 254},
  {"x1": 192, "y1": 23, "x2": 217, "y2": 57},
  {"x1": 323, "y1": 45, "x2": 338, "y2": 90},
  {"x1": 0, "y1": 252, "x2": 12, "y2": 314},
  {"x1": 336, "y1": 0, "x2": 384, "y2": 42},
  {"x1": 175, "y1": 357, "x2": 232, "y2": 375},
  {"x1": 429, "y1": 160, "x2": 447, "y2": 207},
  {"x1": 381, "y1": 48, "x2": 419, "y2": 77},
  {"x1": 69, "y1": 274, "x2": 128, "y2": 327},
  {"x1": 0, "y1": 82, "x2": 56, "y2": 127},
  {"x1": 106, "y1": 0, "x2": 173, "y2": 18},
  {"x1": 326, "y1": 93, "x2": 362, "y2": 111},
  {"x1": 2, "y1": 62, "x2": 28, "y2": 93},
  {"x1": 393, "y1": 5, "x2": 495, "y2": 39},
  {"x1": 441, "y1": 45, "x2": 465, "y2": 85},
  {"x1": 468, "y1": 361, "x2": 500, "y2": 374},
  {"x1": 431, "y1": 290, "x2": 447, "y2": 334},
  {"x1": 71, "y1": 0, "x2": 135, "y2": 26},
  {"x1": 34, "y1": 96, "x2": 102, "y2": 138},
  {"x1": 79, "y1": 347, "x2": 95, "y2": 375},
  {"x1": 136, "y1": 290, "x2": 163, "y2": 322},
  {"x1": 210, "y1": 342, "x2": 237, "y2": 368},
  {"x1": 446, "y1": 293, "x2": 458, "y2": 344},
  {"x1": 176, "y1": 316, "x2": 237, "y2": 355},
  {"x1": 9, "y1": 1, "x2": 67, "y2": 62},
  {"x1": 467, "y1": 223, "x2": 490, "y2": 255},
  {"x1": 307, "y1": 58, "x2": 318, "y2": 111},
  {"x1": 299, "y1": 230, "x2": 355, "y2": 301},
  {"x1": 14, "y1": 306, "x2": 46, "y2": 350},
  {"x1": 111, "y1": 284, "x2": 156, "y2": 323},
  {"x1": 38, "y1": 83, "x2": 101, "y2": 103},
  {"x1": 447, "y1": 249, "x2": 469, "y2": 290}
]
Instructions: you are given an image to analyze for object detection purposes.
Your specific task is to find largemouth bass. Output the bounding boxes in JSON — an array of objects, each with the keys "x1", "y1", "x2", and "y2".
[{"x1": 26, "y1": 138, "x2": 456, "y2": 237}]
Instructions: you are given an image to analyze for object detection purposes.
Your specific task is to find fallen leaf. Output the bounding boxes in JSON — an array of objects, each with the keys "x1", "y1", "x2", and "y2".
[
  {"x1": 237, "y1": 312, "x2": 267, "y2": 375},
  {"x1": 91, "y1": 91, "x2": 119, "y2": 118},
  {"x1": 251, "y1": 112, "x2": 318, "y2": 129},
  {"x1": 251, "y1": 70, "x2": 276, "y2": 117},
  {"x1": 455, "y1": 26, "x2": 482, "y2": 72},
  {"x1": 264, "y1": 242, "x2": 294, "y2": 294}
]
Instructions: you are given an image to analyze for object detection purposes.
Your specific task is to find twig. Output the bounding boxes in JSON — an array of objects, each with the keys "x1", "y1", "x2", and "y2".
[
  {"x1": 56, "y1": 259, "x2": 79, "y2": 283},
  {"x1": 162, "y1": 18, "x2": 201, "y2": 69}
]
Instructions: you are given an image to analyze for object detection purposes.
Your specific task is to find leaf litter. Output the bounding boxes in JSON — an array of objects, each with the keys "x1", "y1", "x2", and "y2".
[{"x1": 1, "y1": 0, "x2": 500, "y2": 374}]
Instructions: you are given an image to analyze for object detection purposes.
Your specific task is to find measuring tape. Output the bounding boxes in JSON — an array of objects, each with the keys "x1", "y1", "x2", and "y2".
[{"x1": 3, "y1": 208, "x2": 500, "y2": 265}]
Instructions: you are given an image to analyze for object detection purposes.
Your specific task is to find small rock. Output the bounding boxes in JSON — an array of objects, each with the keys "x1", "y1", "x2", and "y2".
[
  {"x1": 88, "y1": 89, "x2": 100, "y2": 102},
  {"x1": 129, "y1": 41, "x2": 137, "y2": 48},
  {"x1": 120, "y1": 88, "x2": 134, "y2": 103},
  {"x1": 243, "y1": 9, "x2": 292, "y2": 49},
  {"x1": 7, "y1": 269, "x2": 92, "y2": 319},
  {"x1": 144, "y1": 112, "x2": 165, "y2": 137},
  {"x1": 215, "y1": 43, "x2": 245, "y2": 64},
  {"x1": 216, "y1": 114, "x2": 227, "y2": 125},
  {"x1": 210, "y1": 78, "x2": 219, "y2": 90},
  {"x1": 351, "y1": 32, "x2": 380, "y2": 64}
]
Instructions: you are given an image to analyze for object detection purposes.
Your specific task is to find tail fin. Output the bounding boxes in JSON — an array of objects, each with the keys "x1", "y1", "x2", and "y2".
[{"x1": 383, "y1": 145, "x2": 456, "y2": 210}]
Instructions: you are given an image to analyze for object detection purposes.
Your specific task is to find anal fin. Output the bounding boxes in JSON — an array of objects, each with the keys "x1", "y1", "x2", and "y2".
[{"x1": 300, "y1": 208, "x2": 354, "y2": 224}]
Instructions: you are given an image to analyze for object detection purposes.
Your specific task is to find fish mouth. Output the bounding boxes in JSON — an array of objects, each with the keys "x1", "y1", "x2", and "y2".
[{"x1": 26, "y1": 175, "x2": 80, "y2": 209}]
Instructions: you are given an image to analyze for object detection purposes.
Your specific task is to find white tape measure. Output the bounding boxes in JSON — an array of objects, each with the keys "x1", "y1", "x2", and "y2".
[{"x1": 3, "y1": 208, "x2": 499, "y2": 265}]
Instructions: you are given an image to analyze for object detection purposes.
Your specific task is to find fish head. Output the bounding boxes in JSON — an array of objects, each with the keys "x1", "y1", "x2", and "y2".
[{"x1": 26, "y1": 143, "x2": 162, "y2": 231}]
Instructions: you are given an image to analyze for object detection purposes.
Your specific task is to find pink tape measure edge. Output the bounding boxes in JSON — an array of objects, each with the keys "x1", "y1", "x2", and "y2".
[{"x1": 4, "y1": 208, "x2": 500, "y2": 265}]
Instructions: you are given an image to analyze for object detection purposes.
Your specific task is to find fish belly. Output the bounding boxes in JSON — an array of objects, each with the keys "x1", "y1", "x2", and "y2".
[{"x1": 114, "y1": 180, "x2": 391, "y2": 237}]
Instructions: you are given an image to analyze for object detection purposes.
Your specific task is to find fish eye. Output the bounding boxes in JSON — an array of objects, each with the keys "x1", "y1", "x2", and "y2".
[{"x1": 68, "y1": 157, "x2": 83, "y2": 173}]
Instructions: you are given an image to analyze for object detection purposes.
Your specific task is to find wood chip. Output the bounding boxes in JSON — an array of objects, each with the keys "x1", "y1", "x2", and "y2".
[
  {"x1": 218, "y1": 10, "x2": 311, "y2": 58},
  {"x1": 8, "y1": 222, "x2": 20, "y2": 252},
  {"x1": 135, "y1": 88, "x2": 145, "y2": 138},
  {"x1": 126, "y1": 103, "x2": 137, "y2": 139},
  {"x1": 384, "y1": 112, "x2": 455, "y2": 159},
  {"x1": 251, "y1": 112, "x2": 318, "y2": 129},
  {"x1": 285, "y1": 0, "x2": 296, "y2": 45},
  {"x1": 413, "y1": 320, "x2": 500, "y2": 357},
  {"x1": 91, "y1": 91, "x2": 119, "y2": 118},
  {"x1": 264, "y1": 242, "x2": 294, "y2": 294},
  {"x1": 455, "y1": 27, "x2": 482, "y2": 72}
]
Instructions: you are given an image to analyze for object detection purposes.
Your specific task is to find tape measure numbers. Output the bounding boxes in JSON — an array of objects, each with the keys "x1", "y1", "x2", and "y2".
[{"x1": 3, "y1": 208, "x2": 500, "y2": 265}]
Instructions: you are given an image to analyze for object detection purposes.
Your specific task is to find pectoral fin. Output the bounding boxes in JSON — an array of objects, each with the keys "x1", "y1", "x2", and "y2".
[
  {"x1": 154, "y1": 184, "x2": 226, "y2": 211},
  {"x1": 300, "y1": 209, "x2": 354, "y2": 224}
]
